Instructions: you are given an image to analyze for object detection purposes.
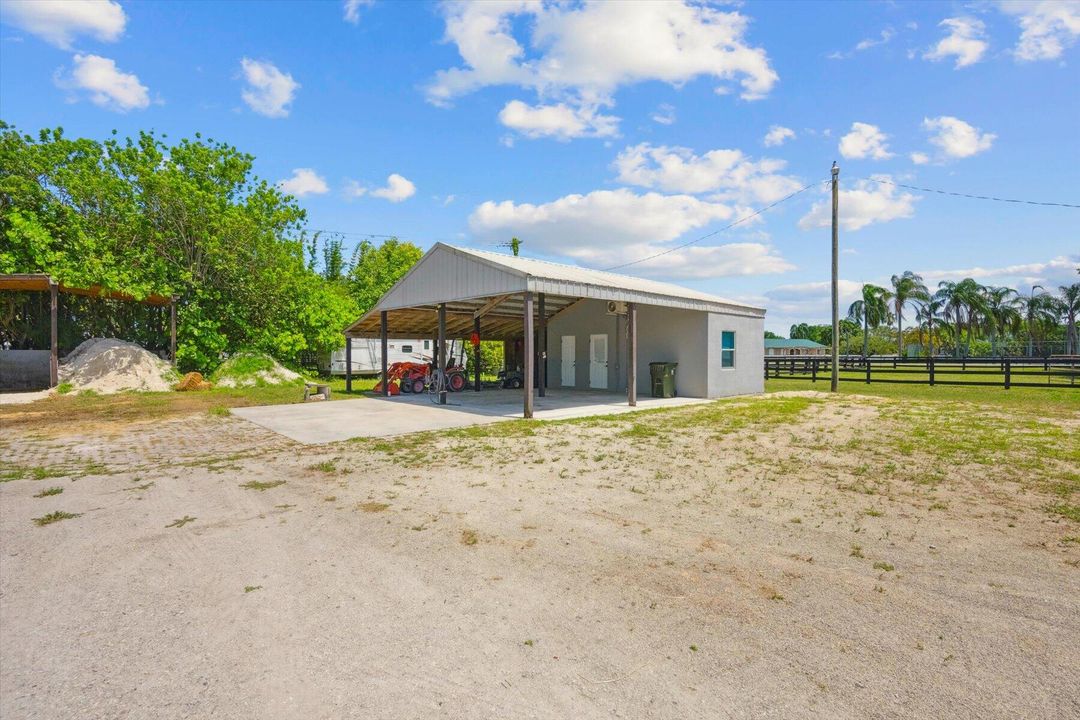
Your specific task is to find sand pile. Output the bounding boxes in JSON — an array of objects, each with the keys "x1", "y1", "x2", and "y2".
[
  {"x1": 60, "y1": 338, "x2": 177, "y2": 394},
  {"x1": 211, "y1": 352, "x2": 303, "y2": 388}
]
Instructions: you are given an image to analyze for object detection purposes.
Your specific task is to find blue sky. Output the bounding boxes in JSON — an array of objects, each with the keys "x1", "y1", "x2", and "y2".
[{"x1": 2, "y1": 0, "x2": 1077, "y2": 333}]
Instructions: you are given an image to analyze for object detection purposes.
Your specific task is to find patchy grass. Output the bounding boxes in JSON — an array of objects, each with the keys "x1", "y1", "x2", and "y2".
[
  {"x1": 56, "y1": 382, "x2": 74, "y2": 395},
  {"x1": 33, "y1": 510, "x2": 80, "y2": 526},
  {"x1": 873, "y1": 561, "x2": 895, "y2": 572},
  {"x1": 1047, "y1": 502, "x2": 1080, "y2": 523},
  {"x1": 240, "y1": 480, "x2": 286, "y2": 491},
  {"x1": 358, "y1": 501, "x2": 390, "y2": 513},
  {"x1": 765, "y1": 378, "x2": 1080, "y2": 418},
  {"x1": 244, "y1": 585, "x2": 263, "y2": 593},
  {"x1": 166, "y1": 515, "x2": 197, "y2": 528},
  {"x1": 208, "y1": 405, "x2": 231, "y2": 417},
  {"x1": 0, "y1": 376, "x2": 374, "y2": 435},
  {"x1": 33, "y1": 486, "x2": 64, "y2": 498},
  {"x1": 309, "y1": 460, "x2": 337, "y2": 474},
  {"x1": 461, "y1": 529, "x2": 479, "y2": 546}
]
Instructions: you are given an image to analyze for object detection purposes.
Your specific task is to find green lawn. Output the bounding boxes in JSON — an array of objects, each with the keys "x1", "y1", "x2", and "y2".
[{"x1": 765, "y1": 376, "x2": 1080, "y2": 417}]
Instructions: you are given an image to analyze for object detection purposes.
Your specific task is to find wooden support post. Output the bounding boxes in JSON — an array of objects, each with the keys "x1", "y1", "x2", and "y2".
[
  {"x1": 345, "y1": 336, "x2": 353, "y2": 393},
  {"x1": 928, "y1": 356, "x2": 935, "y2": 387},
  {"x1": 438, "y1": 303, "x2": 447, "y2": 405},
  {"x1": 49, "y1": 281, "x2": 58, "y2": 388},
  {"x1": 627, "y1": 302, "x2": 637, "y2": 407},
  {"x1": 865, "y1": 359, "x2": 871, "y2": 385},
  {"x1": 473, "y1": 315, "x2": 481, "y2": 392},
  {"x1": 811, "y1": 358, "x2": 817, "y2": 383},
  {"x1": 538, "y1": 293, "x2": 546, "y2": 398},
  {"x1": 523, "y1": 292, "x2": 534, "y2": 418},
  {"x1": 380, "y1": 311, "x2": 389, "y2": 397},
  {"x1": 169, "y1": 298, "x2": 177, "y2": 366},
  {"x1": 1004, "y1": 358, "x2": 1011, "y2": 390}
]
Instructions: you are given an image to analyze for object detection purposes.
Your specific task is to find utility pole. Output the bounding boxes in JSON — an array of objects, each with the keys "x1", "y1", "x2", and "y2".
[{"x1": 830, "y1": 161, "x2": 840, "y2": 392}]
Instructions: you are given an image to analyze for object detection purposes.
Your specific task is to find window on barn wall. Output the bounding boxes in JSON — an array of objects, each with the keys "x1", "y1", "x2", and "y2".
[
  {"x1": 424, "y1": 340, "x2": 430, "y2": 350},
  {"x1": 402, "y1": 345, "x2": 413, "y2": 353},
  {"x1": 721, "y1": 331, "x2": 736, "y2": 368}
]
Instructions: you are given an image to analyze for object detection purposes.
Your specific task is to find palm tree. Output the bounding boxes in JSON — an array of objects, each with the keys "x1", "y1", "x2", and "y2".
[
  {"x1": 1020, "y1": 288, "x2": 1056, "y2": 357},
  {"x1": 915, "y1": 295, "x2": 946, "y2": 357},
  {"x1": 1060, "y1": 283, "x2": 1080, "y2": 355},
  {"x1": 981, "y1": 286, "x2": 1021, "y2": 356},
  {"x1": 890, "y1": 271, "x2": 929, "y2": 357},
  {"x1": 936, "y1": 281, "x2": 963, "y2": 357},
  {"x1": 847, "y1": 284, "x2": 891, "y2": 357}
]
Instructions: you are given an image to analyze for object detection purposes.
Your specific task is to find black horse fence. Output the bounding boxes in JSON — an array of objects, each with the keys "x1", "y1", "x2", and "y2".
[{"x1": 764, "y1": 355, "x2": 1080, "y2": 389}]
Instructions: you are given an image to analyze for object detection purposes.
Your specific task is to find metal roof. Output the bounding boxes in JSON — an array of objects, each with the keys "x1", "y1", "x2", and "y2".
[
  {"x1": 765, "y1": 338, "x2": 827, "y2": 349},
  {"x1": 345, "y1": 243, "x2": 765, "y2": 340}
]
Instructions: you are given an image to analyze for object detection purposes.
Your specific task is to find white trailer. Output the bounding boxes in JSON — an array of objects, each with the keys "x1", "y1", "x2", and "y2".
[{"x1": 326, "y1": 338, "x2": 468, "y2": 376}]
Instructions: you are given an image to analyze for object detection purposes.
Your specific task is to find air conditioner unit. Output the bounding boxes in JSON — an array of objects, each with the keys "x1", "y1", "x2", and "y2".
[{"x1": 606, "y1": 301, "x2": 628, "y2": 315}]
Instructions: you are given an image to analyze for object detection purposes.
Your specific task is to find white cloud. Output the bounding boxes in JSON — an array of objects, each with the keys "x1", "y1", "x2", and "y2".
[
  {"x1": 370, "y1": 173, "x2": 416, "y2": 202},
  {"x1": 278, "y1": 168, "x2": 328, "y2": 197},
  {"x1": 910, "y1": 151, "x2": 930, "y2": 165},
  {"x1": 470, "y1": 188, "x2": 798, "y2": 278},
  {"x1": 838, "y1": 122, "x2": 893, "y2": 160},
  {"x1": 919, "y1": 255, "x2": 1080, "y2": 286},
  {"x1": 922, "y1": 115, "x2": 995, "y2": 159},
  {"x1": 239, "y1": 58, "x2": 299, "y2": 118},
  {"x1": 799, "y1": 176, "x2": 918, "y2": 231},
  {"x1": 829, "y1": 28, "x2": 896, "y2": 59},
  {"x1": 343, "y1": 0, "x2": 374, "y2": 24},
  {"x1": 344, "y1": 180, "x2": 367, "y2": 199},
  {"x1": 1, "y1": 0, "x2": 125, "y2": 48},
  {"x1": 651, "y1": 103, "x2": 676, "y2": 126},
  {"x1": 923, "y1": 17, "x2": 988, "y2": 68},
  {"x1": 426, "y1": 1, "x2": 777, "y2": 137},
  {"x1": 999, "y1": 0, "x2": 1080, "y2": 61},
  {"x1": 498, "y1": 99, "x2": 619, "y2": 140},
  {"x1": 762, "y1": 279, "x2": 866, "y2": 329},
  {"x1": 56, "y1": 54, "x2": 150, "y2": 112},
  {"x1": 613, "y1": 143, "x2": 802, "y2": 204},
  {"x1": 856, "y1": 29, "x2": 896, "y2": 52},
  {"x1": 763, "y1": 125, "x2": 795, "y2": 147}
]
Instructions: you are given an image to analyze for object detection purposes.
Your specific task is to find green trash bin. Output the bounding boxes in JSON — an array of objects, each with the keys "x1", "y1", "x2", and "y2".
[{"x1": 649, "y1": 362, "x2": 678, "y2": 398}]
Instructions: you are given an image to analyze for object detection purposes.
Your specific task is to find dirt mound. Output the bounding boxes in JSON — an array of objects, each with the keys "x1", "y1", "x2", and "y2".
[
  {"x1": 59, "y1": 338, "x2": 177, "y2": 394},
  {"x1": 211, "y1": 352, "x2": 303, "y2": 388}
]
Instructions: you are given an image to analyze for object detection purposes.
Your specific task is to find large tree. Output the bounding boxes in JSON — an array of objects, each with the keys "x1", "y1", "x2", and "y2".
[
  {"x1": 1060, "y1": 283, "x2": 1080, "y2": 355},
  {"x1": 890, "y1": 271, "x2": 929, "y2": 357},
  {"x1": 847, "y1": 283, "x2": 891, "y2": 357},
  {"x1": 0, "y1": 123, "x2": 358, "y2": 371},
  {"x1": 347, "y1": 238, "x2": 423, "y2": 314}
]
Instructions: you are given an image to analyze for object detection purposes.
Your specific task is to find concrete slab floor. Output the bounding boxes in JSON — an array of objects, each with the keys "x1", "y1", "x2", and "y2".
[{"x1": 230, "y1": 389, "x2": 712, "y2": 444}]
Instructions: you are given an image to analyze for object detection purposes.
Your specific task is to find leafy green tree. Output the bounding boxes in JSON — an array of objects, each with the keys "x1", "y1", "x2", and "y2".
[
  {"x1": 347, "y1": 238, "x2": 423, "y2": 313},
  {"x1": 847, "y1": 284, "x2": 891, "y2": 357},
  {"x1": 890, "y1": 271, "x2": 929, "y2": 357},
  {"x1": 980, "y1": 286, "x2": 1021, "y2": 356},
  {"x1": 1057, "y1": 283, "x2": 1080, "y2": 355},
  {"x1": 0, "y1": 123, "x2": 358, "y2": 372}
]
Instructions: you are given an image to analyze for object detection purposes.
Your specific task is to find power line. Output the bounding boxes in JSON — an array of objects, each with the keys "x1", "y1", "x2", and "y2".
[
  {"x1": 602, "y1": 179, "x2": 828, "y2": 272},
  {"x1": 858, "y1": 177, "x2": 1080, "y2": 209}
]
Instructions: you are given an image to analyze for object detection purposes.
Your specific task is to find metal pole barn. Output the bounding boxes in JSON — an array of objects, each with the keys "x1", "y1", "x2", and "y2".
[
  {"x1": 380, "y1": 311, "x2": 389, "y2": 397},
  {"x1": 523, "y1": 292, "x2": 534, "y2": 418}
]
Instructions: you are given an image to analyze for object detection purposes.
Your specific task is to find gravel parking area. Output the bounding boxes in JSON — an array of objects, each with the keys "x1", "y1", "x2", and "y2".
[{"x1": 1, "y1": 391, "x2": 1077, "y2": 719}]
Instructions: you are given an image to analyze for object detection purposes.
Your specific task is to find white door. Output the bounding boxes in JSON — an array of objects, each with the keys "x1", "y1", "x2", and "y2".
[
  {"x1": 589, "y1": 334, "x2": 608, "y2": 389},
  {"x1": 561, "y1": 335, "x2": 576, "y2": 387}
]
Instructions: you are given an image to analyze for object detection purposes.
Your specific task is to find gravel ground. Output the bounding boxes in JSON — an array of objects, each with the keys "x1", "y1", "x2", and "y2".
[{"x1": 1, "y1": 392, "x2": 1077, "y2": 719}]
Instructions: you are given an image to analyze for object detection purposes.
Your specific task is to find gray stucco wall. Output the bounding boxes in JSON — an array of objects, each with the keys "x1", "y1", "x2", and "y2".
[
  {"x1": 544, "y1": 300, "x2": 762, "y2": 399},
  {"x1": 706, "y1": 311, "x2": 765, "y2": 397}
]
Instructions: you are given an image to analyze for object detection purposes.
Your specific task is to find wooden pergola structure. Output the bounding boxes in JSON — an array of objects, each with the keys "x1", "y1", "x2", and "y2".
[{"x1": 0, "y1": 274, "x2": 176, "y2": 387}]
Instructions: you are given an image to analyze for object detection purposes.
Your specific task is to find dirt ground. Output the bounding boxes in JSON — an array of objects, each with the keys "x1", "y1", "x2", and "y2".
[{"x1": 1, "y1": 391, "x2": 1077, "y2": 719}]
